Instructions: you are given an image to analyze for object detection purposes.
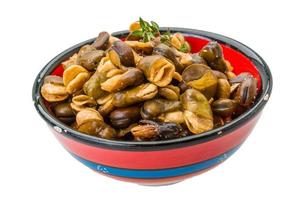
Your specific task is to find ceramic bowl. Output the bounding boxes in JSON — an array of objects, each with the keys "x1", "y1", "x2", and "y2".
[{"x1": 32, "y1": 28, "x2": 272, "y2": 185}]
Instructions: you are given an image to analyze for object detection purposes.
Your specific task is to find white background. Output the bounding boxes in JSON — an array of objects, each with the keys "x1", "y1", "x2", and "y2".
[{"x1": 0, "y1": 0, "x2": 299, "y2": 199}]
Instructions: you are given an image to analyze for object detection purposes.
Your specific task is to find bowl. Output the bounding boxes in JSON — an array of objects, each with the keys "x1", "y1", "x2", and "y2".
[{"x1": 32, "y1": 28, "x2": 272, "y2": 186}]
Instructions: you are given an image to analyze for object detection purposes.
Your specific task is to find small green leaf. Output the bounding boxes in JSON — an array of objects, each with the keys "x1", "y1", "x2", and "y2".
[
  {"x1": 137, "y1": 17, "x2": 161, "y2": 42},
  {"x1": 131, "y1": 29, "x2": 143, "y2": 37},
  {"x1": 139, "y1": 17, "x2": 146, "y2": 30},
  {"x1": 150, "y1": 21, "x2": 159, "y2": 32},
  {"x1": 144, "y1": 20, "x2": 151, "y2": 28},
  {"x1": 145, "y1": 32, "x2": 152, "y2": 42}
]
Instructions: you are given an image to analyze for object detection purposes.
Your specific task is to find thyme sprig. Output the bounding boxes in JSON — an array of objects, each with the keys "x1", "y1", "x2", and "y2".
[
  {"x1": 130, "y1": 18, "x2": 188, "y2": 53},
  {"x1": 131, "y1": 17, "x2": 160, "y2": 42}
]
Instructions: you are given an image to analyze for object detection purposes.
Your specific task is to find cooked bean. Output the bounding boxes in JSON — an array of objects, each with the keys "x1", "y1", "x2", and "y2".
[
  {"x1": 200, "y1": 41, "x2": 227, "y2": 72},
  {"x1": 41, "y1": 75, "x2": 69, "y2": 102},
  {"x1": 92, "y1": 31, "x2": 110, "y2": 50},
  {"x1": 137, "y1": 55, "x2": 175, "y2": 87},
  {"x1": 109, "y1": 106, "x2": 141, "y2": 128},
  {"x1": 141, "y1": 99, "x2": 181, "y2": 120},
  {"x1": 212, "y1": 99, "x2": 237, "y2": 117},
  {"x1": 113, "y1": 83, "x2": 158, "y2": 107},
  {"x1": 108, "y1": 41, "x2": 135, "y2": 68},
  {"x1": 53, "y1": 102, "x2": 75, "y2": 124}
]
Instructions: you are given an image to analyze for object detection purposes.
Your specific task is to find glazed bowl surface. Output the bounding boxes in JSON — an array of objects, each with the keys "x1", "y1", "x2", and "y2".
[{"x1": 32, "y1": 28, "x2": 272, "y2": 185}]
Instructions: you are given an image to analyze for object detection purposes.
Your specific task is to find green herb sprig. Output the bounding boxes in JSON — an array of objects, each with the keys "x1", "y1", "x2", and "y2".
[{"x1": 131, "y1": 17, "x2": 160, "y2": 42}]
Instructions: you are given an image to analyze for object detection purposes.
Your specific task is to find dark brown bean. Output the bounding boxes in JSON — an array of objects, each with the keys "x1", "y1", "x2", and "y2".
[
  {"x1": 109, "y1": 106, "x2": 141, "y2": 128},
  {"x1": 98, "y1": 125, "x2": 117, "y2": 140},
  {"x1": 77, "y1": 50, "x2": 105, "y2": 70},
  {"x1": 92, "y1": 32, "x2": 110, "y2": 50},
  {"x1": 141, "y1": 99, "x2": 181, "y2": 120},
  {"x1": 200, "y1": 41, "x2": 227, "y2": 72},
  {"x1": 234, "y1": 76, "x2": 257, "y2": 107},
  {"x1": 212, "y1": 99, "x2": 237, "y2": 117},
  {"x1": 53, "y1": 102, "x2": 75, "y2": 124},
  {"x1": 109, "y1": 41, "x2": 135, "y2": 67}
]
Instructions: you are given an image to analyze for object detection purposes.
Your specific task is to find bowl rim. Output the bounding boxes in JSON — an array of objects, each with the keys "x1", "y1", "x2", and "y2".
[{"x1": 32, "y1": 27, "x2": 273, "y2": 150}]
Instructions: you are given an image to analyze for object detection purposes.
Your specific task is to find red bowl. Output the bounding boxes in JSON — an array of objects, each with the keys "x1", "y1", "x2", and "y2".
[{"x1": 32, "y1": 28, "x2": 272, "y2": 185}]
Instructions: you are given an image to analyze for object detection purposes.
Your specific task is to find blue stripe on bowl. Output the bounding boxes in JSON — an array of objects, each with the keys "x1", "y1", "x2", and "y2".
[{"x1": 71, "y1": 145, "x2": 240, "y2": 179}]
